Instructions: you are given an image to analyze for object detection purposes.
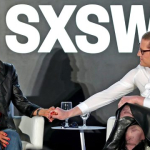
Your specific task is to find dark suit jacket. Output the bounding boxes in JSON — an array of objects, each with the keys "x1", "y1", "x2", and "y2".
[{"x1": 0, "y1": 60, "x2": 40, "y2": 130}]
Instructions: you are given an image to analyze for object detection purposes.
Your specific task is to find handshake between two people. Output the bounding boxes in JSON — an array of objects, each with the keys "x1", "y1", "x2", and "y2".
[
  {"x1": 44, "y1": 96, "x2": 145, "y2": 122},
  {"x1": 46, "y1": 107, "x2": 66, "y2": 122},
  {"x1": 44, "y1": 106, "x2": 82, "y2": 122}
]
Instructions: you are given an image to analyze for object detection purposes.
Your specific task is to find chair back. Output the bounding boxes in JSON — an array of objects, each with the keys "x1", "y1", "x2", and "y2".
[{"x1": 9, "y1": 102, "x2": 14, "y2": 117}]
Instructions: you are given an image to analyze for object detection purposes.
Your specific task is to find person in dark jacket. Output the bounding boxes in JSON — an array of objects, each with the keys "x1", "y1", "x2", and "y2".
[{"x1": 0, "y1": 60, "x2": 54, "y2": 149}]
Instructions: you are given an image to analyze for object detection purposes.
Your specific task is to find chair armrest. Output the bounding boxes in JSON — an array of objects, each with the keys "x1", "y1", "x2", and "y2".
[
  {"x1": 13, "y1": 116, "x2": 44, "y2": 149},
  {"x1": 106, "y1": 116, "x2": 116, "y2": 141}
]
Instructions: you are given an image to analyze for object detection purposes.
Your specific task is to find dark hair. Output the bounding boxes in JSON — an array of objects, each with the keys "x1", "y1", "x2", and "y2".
[{"x1": 142, "y1": 31, "x2": 150, "y2": 40}]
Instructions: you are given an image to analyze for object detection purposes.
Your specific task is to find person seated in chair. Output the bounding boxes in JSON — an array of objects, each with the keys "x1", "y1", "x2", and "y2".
[
  {"x1": 0, "y1": 61, "x2": 54, "y2": 150},
  {"x1": 49, "y1": 31, "x2": 150, "y2": 149}
]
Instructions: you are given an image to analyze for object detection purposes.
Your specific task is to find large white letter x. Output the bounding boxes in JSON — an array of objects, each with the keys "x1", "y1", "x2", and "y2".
[{"x1": 38, "y1": 5, "x2": 77, "y2": 53}]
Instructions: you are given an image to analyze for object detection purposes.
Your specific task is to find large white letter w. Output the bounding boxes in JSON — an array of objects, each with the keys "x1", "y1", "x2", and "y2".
[{"x1": 111, "y1": 5, "x2": 150, "y2": 53}]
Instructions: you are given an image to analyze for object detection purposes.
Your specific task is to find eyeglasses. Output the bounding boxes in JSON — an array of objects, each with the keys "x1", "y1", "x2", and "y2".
[
  {"x1": 139, "y1": 48, "x2": 150, "y2": 55},
  {"x1": 61, "y1": 122, "x2": 78, "y2": 128}
]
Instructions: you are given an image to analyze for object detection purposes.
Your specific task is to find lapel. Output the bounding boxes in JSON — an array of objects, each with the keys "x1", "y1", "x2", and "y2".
[{"x1": 0, "y1": 60, "x2": 6, "y2": 85}]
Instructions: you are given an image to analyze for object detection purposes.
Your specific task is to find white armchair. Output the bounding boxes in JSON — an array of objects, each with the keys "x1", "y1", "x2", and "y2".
[
  {"x1": 106, "y1": 116, "x2": 150, "y2": 150},
  {"x1": 9, "y1": 103, "x2": 45, "y2": 150},
  {"x1": 13, "y1": 116, "x2": 44, "y2": 150}
]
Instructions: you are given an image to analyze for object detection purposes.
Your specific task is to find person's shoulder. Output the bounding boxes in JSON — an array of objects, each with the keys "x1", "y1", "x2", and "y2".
[
  {"x1": 136, "y1": 64, "x2": 144, "y2": 69},
  {"x1": 3, "y1": 62, "x2": 13, "y2": 68},
  {"x1": 2, "y1": 61, "x2": 16, "y2": 78},
  {"x1": 127, "y1": 64, "x2": 145, "y2": 80},
  {"x1": 3, "y1": 62, "x2": 15, "y2": 71},
  {"x1": 134, "y1": 64, "x2": 147, "y2": 72},
  {"x1": 128, "y1": 65, "x2": 140, "y2": 74},
  {"x1": 123, "y1": 65, "x2": 141, "y2": 78}
]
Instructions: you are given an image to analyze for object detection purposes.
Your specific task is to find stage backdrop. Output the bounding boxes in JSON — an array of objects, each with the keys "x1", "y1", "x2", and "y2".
[{"x1": 0, "y1": 0, "x2": 149, "y2": 149}]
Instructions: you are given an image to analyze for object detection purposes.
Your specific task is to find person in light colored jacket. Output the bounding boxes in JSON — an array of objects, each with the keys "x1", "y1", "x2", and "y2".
[{"x1": 50, "y1": 31, "x2": 150, "y2": 150}]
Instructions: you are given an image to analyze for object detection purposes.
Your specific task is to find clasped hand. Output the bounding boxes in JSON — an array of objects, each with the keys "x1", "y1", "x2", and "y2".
[
  {"x1": 45, "y1": 107, "x2": 68, "y2": 122},
  {"x1": 118, "y1": 96, "x2": 144, "y2": 108},
  {"x1": 45, "y1": 96, "x2": 145, "y2": 122}
]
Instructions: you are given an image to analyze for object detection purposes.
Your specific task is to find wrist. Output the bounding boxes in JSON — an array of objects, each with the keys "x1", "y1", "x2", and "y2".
[
  {"x1": 66, "y1": 110, "x2": 70, "y2": 119},
  {"x1": 66, "y1": 107, "x2": 82, "y2": 119},
  {"x1": 38, "y1": 109, "x2": 47, "y2": 116}
]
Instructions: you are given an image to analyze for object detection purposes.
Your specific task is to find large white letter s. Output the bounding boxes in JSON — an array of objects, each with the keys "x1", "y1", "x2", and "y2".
[
  {"x1": 6, "y1": 4, "x2": 40, "y2": 53},
  {"x1": 76, "y1": 4, "x2": 110, "y2": 54}
]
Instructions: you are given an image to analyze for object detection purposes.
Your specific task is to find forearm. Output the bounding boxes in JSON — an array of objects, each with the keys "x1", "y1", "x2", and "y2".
[{"x1": 79, "y1": 81, "x2": 135, "y2": 114}]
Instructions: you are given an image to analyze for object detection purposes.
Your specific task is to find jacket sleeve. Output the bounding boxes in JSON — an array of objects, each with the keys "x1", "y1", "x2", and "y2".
[{"x1": 11, "y1": 65, "x2": 40, "y2": 117}]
